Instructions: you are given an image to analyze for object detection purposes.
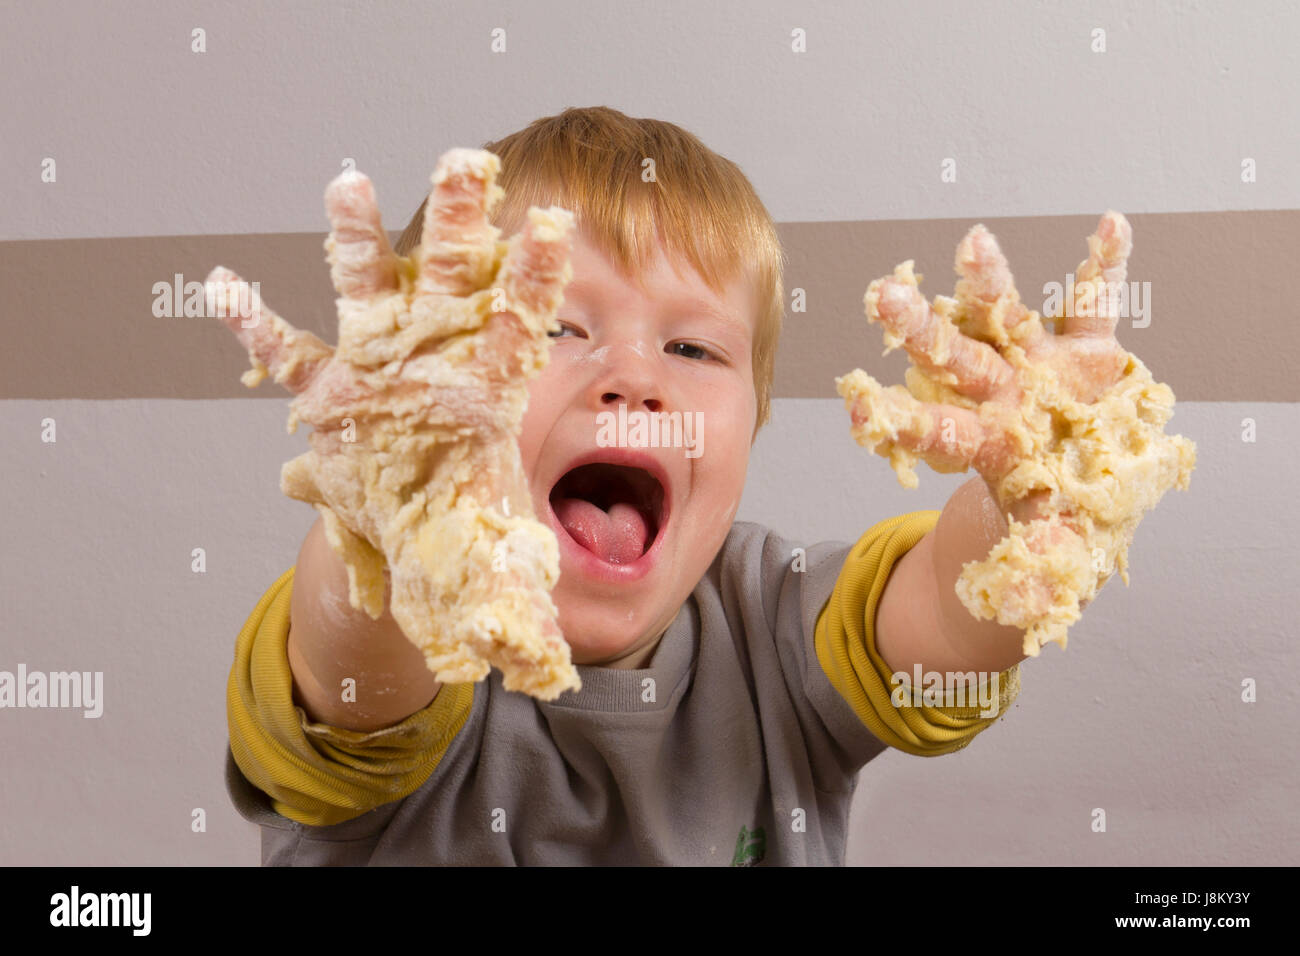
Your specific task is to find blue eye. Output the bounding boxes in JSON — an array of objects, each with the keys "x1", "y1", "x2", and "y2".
[
  {"x1": 669, "y1": 342, "x2": 712, "y2": 360},
  {"x1": 547, "y1": 322, "x2": 581, "y2": 339}
]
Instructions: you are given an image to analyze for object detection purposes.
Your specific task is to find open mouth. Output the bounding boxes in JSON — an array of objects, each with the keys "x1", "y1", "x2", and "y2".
[{"x1": 549, "y1": 462, "x2": 666, "y2": 566}]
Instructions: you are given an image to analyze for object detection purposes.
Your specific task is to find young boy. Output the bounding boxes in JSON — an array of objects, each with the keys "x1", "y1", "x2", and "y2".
[{"x1": 221, "y1": 107, "x2": 1121, "y2": 865}]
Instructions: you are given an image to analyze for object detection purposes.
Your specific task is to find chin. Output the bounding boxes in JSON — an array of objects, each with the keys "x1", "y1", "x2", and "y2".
[
  {"x1": 537, "y1": 444, "x2": 730, "y2": 668},
  {"x1": 555, "y1": 600, "x2": 651, "y2": 666}
]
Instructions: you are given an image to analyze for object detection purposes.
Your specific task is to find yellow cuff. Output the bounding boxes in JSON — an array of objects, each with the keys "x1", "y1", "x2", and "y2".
[
  {"x1": 815, "y1": 512, "x2": 1021, "y2": 756},
  {"x1": 226, "y1": 567, "x2": 474, "y2": 826}
]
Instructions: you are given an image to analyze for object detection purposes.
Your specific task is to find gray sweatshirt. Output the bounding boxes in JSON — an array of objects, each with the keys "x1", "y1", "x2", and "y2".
[{"x1": 226, "y1": 517, "x2": 1006, "y2": 865}]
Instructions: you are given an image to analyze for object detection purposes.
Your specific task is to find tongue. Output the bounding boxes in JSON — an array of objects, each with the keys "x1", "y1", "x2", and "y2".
[{"x1": 554, "y1": 498, "x2": 650, "y2": 565}]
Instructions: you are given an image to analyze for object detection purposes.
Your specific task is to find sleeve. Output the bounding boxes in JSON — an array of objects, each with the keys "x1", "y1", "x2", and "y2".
[
  {"x1": 813, "y1": 511, "x2": 1021, "y2": 757},
  {"x1": 225, "y1": 567, "x2": 474, "y2": 827}
]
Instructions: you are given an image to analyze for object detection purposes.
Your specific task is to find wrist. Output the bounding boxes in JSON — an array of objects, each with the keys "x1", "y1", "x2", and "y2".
[{"x1": 928, "y1": 478, "x2": 1030, "y2": 671}]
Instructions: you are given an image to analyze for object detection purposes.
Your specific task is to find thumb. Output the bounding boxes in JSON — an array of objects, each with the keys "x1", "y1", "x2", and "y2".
[{"x1": 206, "y1": 267, "x2": 333, "y2": 394}]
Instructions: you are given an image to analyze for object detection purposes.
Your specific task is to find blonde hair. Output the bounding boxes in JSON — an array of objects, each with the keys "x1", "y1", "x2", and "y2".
[{"x1": 395, "y1": 106, "x2": 785, "y2": 437}]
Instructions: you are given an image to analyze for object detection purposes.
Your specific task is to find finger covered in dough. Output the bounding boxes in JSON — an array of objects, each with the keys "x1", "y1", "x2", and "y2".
[
  {"x1": 205, "y1": 266, "x2": 333, "y2": 393},
  {"x1": 837, "y1": 215, "x2": 1196, "y2": 656}
]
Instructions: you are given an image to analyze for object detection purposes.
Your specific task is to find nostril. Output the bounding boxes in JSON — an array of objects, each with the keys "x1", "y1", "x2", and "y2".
[{"x1": 601, "y1": 395, "x2": 662, "y2": 413}]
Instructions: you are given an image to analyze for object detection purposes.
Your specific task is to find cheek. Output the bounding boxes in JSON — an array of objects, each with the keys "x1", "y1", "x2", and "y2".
[
  {"x1": 695, "y1": 397, "x2": 752, "y2": 497},
  {"x1": 705, "y1": 375, "x2": 757, "y2": 449},
  {"x1": 518, "y1": 364, "x2": 565, "y2": 461}
]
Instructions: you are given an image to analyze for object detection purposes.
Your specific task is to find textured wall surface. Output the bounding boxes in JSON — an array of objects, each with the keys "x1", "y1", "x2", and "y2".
[{"x1": 2, "y1": 0, "x2": 1295, "y2": 866}]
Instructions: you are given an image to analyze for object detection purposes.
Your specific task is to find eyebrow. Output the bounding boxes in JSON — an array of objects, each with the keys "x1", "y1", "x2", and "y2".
[
  {"x1": 662, "y1": 296, "x2": 751, "y2": 339},
  {"x1": 563, "y1": 282, "x2": 751, "y2": 339}
]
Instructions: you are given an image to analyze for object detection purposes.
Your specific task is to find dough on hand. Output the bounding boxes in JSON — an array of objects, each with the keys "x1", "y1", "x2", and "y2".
[
  {"x1": 837, "y1": 223, "x2": 1196, "y2": 656},
  {"x1": 228, "y1": 150, "x2": 581, "y2": 700}
]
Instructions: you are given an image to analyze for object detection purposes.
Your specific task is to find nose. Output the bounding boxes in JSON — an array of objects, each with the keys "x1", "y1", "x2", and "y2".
[{"x1": 589, "y1": 340, "x2": 663, "y2": 414}]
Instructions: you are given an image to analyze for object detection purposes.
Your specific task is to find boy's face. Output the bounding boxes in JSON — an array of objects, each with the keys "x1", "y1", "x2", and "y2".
[{"x1": 517, "y1": 229, "x2": 758, "y2": 668}]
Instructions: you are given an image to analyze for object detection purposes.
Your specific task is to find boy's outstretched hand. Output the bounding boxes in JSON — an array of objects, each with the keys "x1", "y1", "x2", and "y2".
[
  {"x1": 837, "y1": 212, "x2": 1196, "y2": 655},
  {"x1": 207, "y1": 148, "x2": 582, "y2": 699}
]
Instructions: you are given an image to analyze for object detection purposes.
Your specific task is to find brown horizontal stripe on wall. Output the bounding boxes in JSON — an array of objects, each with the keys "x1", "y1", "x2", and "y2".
[
  {"x1": 3, "y1": 210, "x2": 1294, "y2": 400},
  {"x1": 777, "y1": 210, "x2": 1296, "y2": 403},
  {"x1": 3, "y1": 232, "x2": 360, "y2": 400}
]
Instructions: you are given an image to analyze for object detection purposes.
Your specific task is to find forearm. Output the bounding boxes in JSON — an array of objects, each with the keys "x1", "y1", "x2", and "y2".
[
  {"x1": 287, "y1": 517, "x2": 441, "y2": 731},
  {"x1": 876, "y1": 476, "x2": 1029, "y2": 677}
]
